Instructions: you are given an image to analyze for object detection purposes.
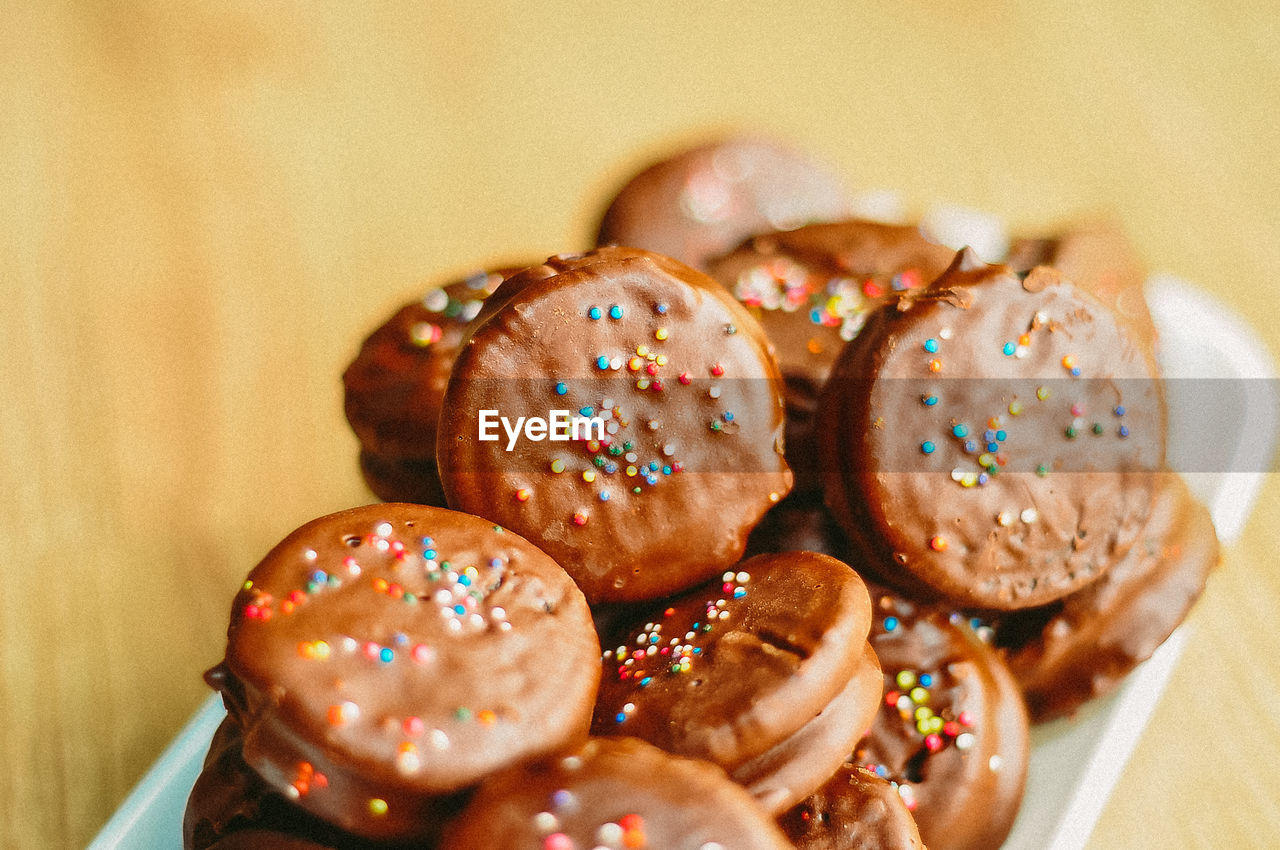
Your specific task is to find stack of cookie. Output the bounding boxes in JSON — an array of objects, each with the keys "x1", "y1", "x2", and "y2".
[{"x1": 189, "y1": 136, "x2": 1218, "y2": 849}]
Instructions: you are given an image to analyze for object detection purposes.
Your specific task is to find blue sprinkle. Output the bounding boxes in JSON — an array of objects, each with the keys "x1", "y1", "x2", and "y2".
[
  {"x1": 639, "y1": 677, "x2": 652, "y2": 686},
  {"x1": 490, "y1": 558, "x2": 501, "y2": 567},
  {"x1": 599, "y1": 491, "x2": 610, "y2": 501},
  {"x1": 724, "y1": 412, "x2": 734, "y2": 422},
  {"x1": 587, "y1": 306, "x2": 602, "y2": 320},
  {"x1": 615, "y1": 712, "x2": 626, "y2": 723},
  {"x1": 983, "y1": 430, "x2": 996, "y2": 442},
  {"x1": 809, "y1": 308, "x2": 823, "y2": 324},
  {"x1": 883, "y1": 616, "x2": 899, "y2": 632},
  {"x1": 733, "y1": 587, "x2": 747, "y2": 599},
  {"x1": 596, "y1": 355, "x2": 609, "y2": 370},
  {"x1": 924, "y1": 395, "x2": 939, "y2": 406},
  {"x1": 649, "y1": 461, "x2": 659, "y2": 471},
  {"x1": 1003, "y1": 341, "x2": 1016, "y2": 356},
  {"x1": 608, "y1": 304, "x2": 624, "y2": 320},
  {"x1": 987, "y1": 442, "x2": 999, "y2": 453},
  {"x1": 919, "y1": 673, "x2": 933, "y2": 687},
  {"x1": 953, "y1": 424, "x2": 969, "y2": 438},
  {"x1": 453, "y1": 604, "x2": 466, "y2": 615},
  {"x1": 555, "y1": 382, "x2": 568, "y2": 395},
  {"x1": 423, "y1": 549, "x2": 437, "y2": 560},
  {"x1": 662, "y1": 466, "x2": 672, "y2": 475},
  {"x1": 978, "y1": 472, "x2": 990, "y2": 485},
  {"x1": 892, "y1": 273, "x2": 907, "y2": 291},
  {"x1": 1070, "y1": 367, "x2": 1082, "y2": 377},
  {"x1": 1114, "y1": 405, "x2": 1126, "y2": 417},
  {"x1": 1119, "y1": 425, "x2": 1130, "y2": 437},
  {"x1": 458, "y1": 574, "x2": 471, "y2": 587},
  {"x1": 996, "y1": 429, "x2": 1007, "y2": 441},
  {"x1": 921, "y1": 441, "x2": 936, "y2": 455},
  {"x1": 649, "y1": 634, "x2": 660, "y2": 644},
  {"x1": 924, "y1": 338, "x2": 939, "y2": 353},
  {"x1": 875, "y1": 764, "x2": 889, "y2": 778},
  {"x1": 379, "y1": 648, "x2": 394, "y2": 663},
  {"x1": 311, "y1": 570, "x2": 326, "y2": 584},
  {"x1": 693, "y1": 647, "x2": 703, "y2": 654},
  {"x1": 964, "y1": 440, "x2": 977, "y2": 453},
  {"x1": 394, "y1": 632, "x2": 409, "y2": 645},
  {"x1": 579, "y1": 406, "x2": 594, "y2": 417},
  {"x1": 421, "y1": 537, "x2": 433, "y2": 547},
  {"x1": 605, "y1": 462, "x2": 618, "y2": 474},
  {"x1": 655, "y1": 303, "x2": 668, "y2": 314}
]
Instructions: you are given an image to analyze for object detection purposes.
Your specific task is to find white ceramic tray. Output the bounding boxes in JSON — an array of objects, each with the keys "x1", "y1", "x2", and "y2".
[{"x1": 88, "y1": 276, "x2": 1278, "y2": 850}]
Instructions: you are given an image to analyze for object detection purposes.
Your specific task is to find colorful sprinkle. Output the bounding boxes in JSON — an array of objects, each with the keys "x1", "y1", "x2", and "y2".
[
  {"x1": 587, "y1": 306, "x2": 602, "y2": 320},
  {"x1": 921, "y1": 441, "x2": 936, "y2": 454},
  {"x1": 608, "y1": 305, "x2": 624, "y2": 320}
]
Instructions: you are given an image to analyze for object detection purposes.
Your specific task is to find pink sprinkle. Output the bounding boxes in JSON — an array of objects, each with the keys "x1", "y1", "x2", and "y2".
[{"x1": 544, "y1": 834, "x2": 573, "y2": 850}]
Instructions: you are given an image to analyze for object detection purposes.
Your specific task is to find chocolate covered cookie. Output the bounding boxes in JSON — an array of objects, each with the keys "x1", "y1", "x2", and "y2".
[
  {"x1": 744, "y1": 493, "x2": 850, "y2": 561},
  {"x1": 856, "y1": 593, "x2": 1029, "y2": 850},
  {"x1": 437, "y1": 247, "x2": 793, "y2": 604},
  {"x1": 343, "y1": 267, "x2": 528, "y2": 504},
  {"x1": 184, "y1": 718, "x2": 453, "y2": 850},
  {"x1": 818, "y1": 252, "x2": 1166, "y2": 609},
  {"x1": 706, "y1": 220, "x2": 956, "y2": 492},
  {"x1": 439, "y1": 736, "x2": 794, "y2": 849},
  {"x1": 595, "y1": 135, "x2": 852, "y2": 270},
  {"x1": 592, "y1": 551, "x2": 881, "y2": 814},
  {"x1": 207, "y1": 503, "x2": 600, "y2": 840},
  {"x1": 778, "y1": 762, "x2": 925, "y2": 850},
  {"x1": 990, "y1": 472, "x2": 1219, "y2": 721},
  {"x1": 1006, "y1": 219, "x2": 1155, "y2": 351}
]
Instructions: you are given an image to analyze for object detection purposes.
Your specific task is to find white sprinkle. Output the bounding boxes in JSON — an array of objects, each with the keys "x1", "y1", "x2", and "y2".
[
  {"x1": 431, "y1": 729, "x2": 450, "y2": 750},
  {"x1": 609, "y1": 356, "x2": 623, "y2": 370},
  {"x1": 939, "y1": 327, "x2": 954, "y2": 340},
  {"x1": 491, "y1": 606, "x2": 507, "y2": 621},
  {"x1": 561, "y1": 756, "x2": 583, "y2": 771},
  {"x1": 342, "y1": 637, "x2": 358, "y2": 653},
  {"x1": 602, "y1": 398, "x2": 615, "y2": 409},
  {"x1": 423, "y1": 288, "x2": 449, "y2": 312},
  {"x1": 735, "y1": 571, "x2": 750, "y2": 584},
  {"x1": 722, "y1": 571, "x2": 735, "y2": 582},
  {"x1": 662, "y1": 443, "x2": 676, "y2": 456},
  {"x1": 989, "y1": 754, "x2": 1004, "y2": 772},
  {"x1": 533, "y1": 811, "x2": 558, "y2": 834},
  {"x1": 597, "y1": 823, "x2": 624, "y2": 844},
  {"x1": 1020, "y1": 508, "x2": 1039, "y2": 524},
  {"x1": 303, "y1": 548, "x2": 317, "y2": 561},
  {"x1": 708, "y1": 385, "x2": 721, "y2": 399},
  {"x1": 625, "y1": 452, "x2": 638, "y2": 463},
  {"x1": 374, "y1": 522, "x2": 393, "y2": 538},
  {"x1": 956, "y1": 732, "x2": 976, "y2": 750},
  {"x1": 997, "y1": 511, "x2": 1015, "y2": 527}
]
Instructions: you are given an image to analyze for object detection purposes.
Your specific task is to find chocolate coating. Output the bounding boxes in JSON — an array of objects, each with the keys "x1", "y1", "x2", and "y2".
[
  {"x1": 1006, "y1": 220, "x2": 1155, "y2": 353},
  {"x1": 439, "y1": 736, "x2": 794, "y2": 849},
  {"x1": 185, "y1": 718, "x2": 453, "y2": 850},
  {"x1": 595, "y1": 135, "x2": 853, "y2": 270},
  {"x1": 438, "y1": 247, "x2": 793, "y2": 604},
  {"x1": 707, "y1": 220, "x2": 956, "y2": 491},
  {"x1": 212, "y1": 503, "x2": 599, "y2": 840},
  {"x1": 344, "y1": 269, "x2": 509, "y2": 462},
  {"x1": 991, "y1": 472, "x2": 1219, "y2": 721},
  {"x1": 857, "y1": 593, "x2": 1029, "y2": 850},
  {"x1": 778, "y1": 762, "x2": 925, "y2": 850},
  {"x1": 733, "y1": 643, "x2": 883, "y2": 814},
  {"x1": 592, "y1": 551, "x2": 877, "y2": 810},
  {"x1": 818, "y1": 253, "x2": 1166, "y2": 609}
]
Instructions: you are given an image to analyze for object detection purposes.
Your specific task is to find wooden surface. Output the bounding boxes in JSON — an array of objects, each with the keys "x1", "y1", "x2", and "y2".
[{"x1": 3, "y1": 2, "x2": 1278, "y2": 847}]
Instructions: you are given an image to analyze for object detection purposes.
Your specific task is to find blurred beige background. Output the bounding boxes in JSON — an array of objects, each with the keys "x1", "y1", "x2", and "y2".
[{"x1": 3, "y1": 2, "x2": 1278, "y2": 847}]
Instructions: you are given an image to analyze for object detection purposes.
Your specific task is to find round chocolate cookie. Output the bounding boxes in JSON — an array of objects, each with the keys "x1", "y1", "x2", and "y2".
[
  {"x1": 437, "y1": 247, "x2": 793, "y2": 604},
  {"x1": 592, "y1": 551, "x2": 880, "y2": 814},
  {"x1": 343, "y1": 266, "x2": 533, "y2": 504},
  {"x1": 818, "y1": 252, "x2": 1166, "y2": 609},
  {"x1": 209, "y1": 503, "x2": 600, "y2": 840},
  {"x1": 438, "y1": 736, "x2": 794, "y2": 849},
  {"x1": 706, "y1": 220, "x2": 956, "y2": 491},
  {"x1": 1006, "y1": 220, "x2": 1157, "y2": 367},
  {"x1": 778, "y1": 762, "x2": 925, "y2": 850},
  {"x1": 990, "y1": 472, "x2": 1219, "y2": 721},
  {"x1": 856, "y1": 592, "x2": 1029, "y2": 850},
  {"x1": 184, "y1": 718, "x2": 453, "y2": 850},
  {"x1": 595, "y1": 135, "x2": 852, "y2": 270}
]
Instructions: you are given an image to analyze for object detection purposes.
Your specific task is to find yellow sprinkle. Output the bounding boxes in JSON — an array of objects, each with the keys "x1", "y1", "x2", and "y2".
[
  {"x1": 896, "y1": 670, "x2": 917, "y2": 689},
  {"x1": 655, "y1": 328, "x2": 668, "y2": 341},
  {"x1": 1036, "y1": 386, "x2": 1050, "y2": 401},
  {"x1": 550, "y1": 459, "x2": 565, "y2": 474},
  {"x1": 582, "y1": 470, "x2": 596, "y2": 483},
  {"x1": 369, "y1": 798, "x2": 388, "y2": 816},
  {"x1": 910, "y1": 686, "x2": 929, "y2": 704},
  {"x1": 636, "y1": 344, "x2": 649, "y2": 357},
  {"x1": 1008, "y1": 401, "x2": 1023, "y2": 416},
  {"x1": 655, "y1": 354, "x2": 668, "y2": 366}
]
